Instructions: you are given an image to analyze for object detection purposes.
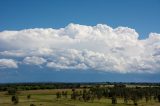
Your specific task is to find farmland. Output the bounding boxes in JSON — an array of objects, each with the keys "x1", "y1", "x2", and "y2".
[{"x1": 0, "y1": 82, "x2": 160, "y2": 106}]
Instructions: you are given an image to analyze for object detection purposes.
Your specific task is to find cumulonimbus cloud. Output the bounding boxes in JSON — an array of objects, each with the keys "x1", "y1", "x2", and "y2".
[{"x1": 0, "y1": 23, "x2": 160, "y2": 73}]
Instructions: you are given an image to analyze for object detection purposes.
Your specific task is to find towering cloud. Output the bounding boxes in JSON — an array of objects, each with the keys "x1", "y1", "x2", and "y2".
[{"x1": 0, "y1": 23, "x2": 160, "y2": 73}]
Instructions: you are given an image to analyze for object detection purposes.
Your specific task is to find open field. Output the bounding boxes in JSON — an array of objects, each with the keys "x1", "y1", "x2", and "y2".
[{"x1": 0, "y1": 89, "x2": 160, "y2": 106}]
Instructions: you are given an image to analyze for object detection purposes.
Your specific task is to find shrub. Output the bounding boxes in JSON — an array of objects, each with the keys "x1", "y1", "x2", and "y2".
[
  {"x1": 111, "y1": 96, "x2": 117, "y2": 104},
  {"x1": 158, "y1": 95, "x2": 160, "y2": 102},
  {"x1": 27, "y1": 94, "x2": 31, "y2": 99},
  {"x1": 30, "y1": 104, "x2": 36, "y2": 106},
  {"x1": 8, "y1": 88, "x2": 17, "y2": 95},
  {"x1": 11, "y1": 95, "x2": 19, "y2": 104}
]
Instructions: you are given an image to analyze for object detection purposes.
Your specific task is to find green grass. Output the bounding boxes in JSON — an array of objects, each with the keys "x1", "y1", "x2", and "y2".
[{"x1": 0, "y1": 90, "x2": 160, "y2": 106}]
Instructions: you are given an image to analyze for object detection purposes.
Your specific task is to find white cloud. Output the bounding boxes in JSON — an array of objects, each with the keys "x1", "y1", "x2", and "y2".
[
  {"x1": 0, "y1": 50, "x2": 26, "y2": 57},
  {"x1": 46, "y1": 62, "x2": 88, "y2": 70},
  {"x1": 0, "y1": 59, "x2": 18, "y2": 68},
  {"x1": 23, "y1": 56, "x2": 47, "y2": 65},
  {"x1": 0, "y1": 23, "x2": 160, "y2": 73}
]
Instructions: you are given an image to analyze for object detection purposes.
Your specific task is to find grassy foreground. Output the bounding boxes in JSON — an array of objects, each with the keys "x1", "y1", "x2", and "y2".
[{"x1": 0, "y1": 89, "x2": 159, "y2": 106}]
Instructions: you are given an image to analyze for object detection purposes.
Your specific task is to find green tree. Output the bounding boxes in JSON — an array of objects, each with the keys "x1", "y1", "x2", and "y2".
[
  {"x1": 158, "y1": 95, "x2": 160, "y2": 102},
  {"x1": 71, "y1": 90, "x2": 78, "y2": 100},
  {"x1": 111, "y1": 96, "x2": 117, "y2": 104},
  {"x1": 11, "y1": 95, "x2": 19, "y2": 104},
  {"x1": 145, "y1": 95, "x2": 149, "y2": 103},
  {"x1": 64, "y1": 91, "x2": 68, "y2": 98},
  {"x1": 131, "y1": 95, "x2": 138, "y2": 106},
  {"x1": 124, "y1": 96, "x2": 128, "y2": 104},
  {"x1": 8, "y1": 88, "x2": 17, "y2": 95},
  {"x1": 30, "y1": 104, "x2": 36, "y2": 106},
  {"x1": 56, "y1": 92, "x2": 61, "y2": 100},
  {"x1": 27, "y1": 94, "x2": 31, "y2": 99}
]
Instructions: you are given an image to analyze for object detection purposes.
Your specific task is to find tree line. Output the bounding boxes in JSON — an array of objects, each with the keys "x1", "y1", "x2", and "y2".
[
  {"x1": 56, "y1": 84, "x2": 160, "y2": 105},
  {"x1": 3, "y1": 83, "x2": 160, "y2": 106},
  {"x1": 0, "y1": 82, "x2": 160, "y2": 91}
]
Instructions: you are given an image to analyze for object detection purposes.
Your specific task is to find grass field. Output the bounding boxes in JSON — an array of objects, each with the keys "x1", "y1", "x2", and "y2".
[{"x1": 0, "y1": 89, "x2": 159, "y2": 106}]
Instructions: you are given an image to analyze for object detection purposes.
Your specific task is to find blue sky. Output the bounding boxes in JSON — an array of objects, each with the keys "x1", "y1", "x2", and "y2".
[
  {"x1": 0, "y1": 0, "x2": 160, "y2": 38},
  {"x1": 0, "y1": 0, "x2": 160, "y2": 83}
]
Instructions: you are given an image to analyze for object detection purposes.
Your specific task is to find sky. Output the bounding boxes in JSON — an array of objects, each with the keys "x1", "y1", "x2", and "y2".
[{"x1": 0, "y1": 0, "x2": 160, "y2": 83}]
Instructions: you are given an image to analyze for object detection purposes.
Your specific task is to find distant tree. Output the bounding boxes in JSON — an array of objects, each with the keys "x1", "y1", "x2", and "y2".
[
  {"x1": 111, "y1": 96, "x2": 117, "y2": 104},
  {"x1": 97, "y1": 90, "x2": 103, "y2": 100},
  {"x1": 61, "y1": 91, "x2": 68, "y2": 98},
  {"x1": 145, "y1": 95, "x2": 149, "y2": 103},
  {"x1": 153, "y1": 96, "x2": 157, "y2": 101},
  {"x1": 90, "y1": 94, "x2": 95, "y2": 102},
  {"x1": 30, "y1": 103, "x2": 36, "y2": 106},
  {"x1": 11, "y1": 95, "x2": 19, "y2": 104},
  {"x1": 79, "y1": 90, "x2": 82, "y2": 96},
  {"x1": 158, "y1": 95, "x2": 160, "y2": 102},
  {"x1": 8, "y1": 88, "x2": 17, "y2": 95},
  {"x1": 64, "y1": 91, "x2": 68, "y2": 98},
  {"x1": 71, "y1": 90, "x2": 78, "y2": 100},
  {"x1": 56, "y1": 92, "x2": 61, "y2": 100},
  {"x1": 131, "y1": 95, "x2": 138, "y2": 106},
  {"x1": 124, "y1": 96, "x2": 128, "y2": 104},
  {"x1": 62, "y1": 91, "x2": 65, "y2": 96},
  {"x1": 27, "y1": 94, "x2": 31, "y2": 99},
  {"x1": 82, "y1": 89, "x2": 87, "y2": 102}
]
